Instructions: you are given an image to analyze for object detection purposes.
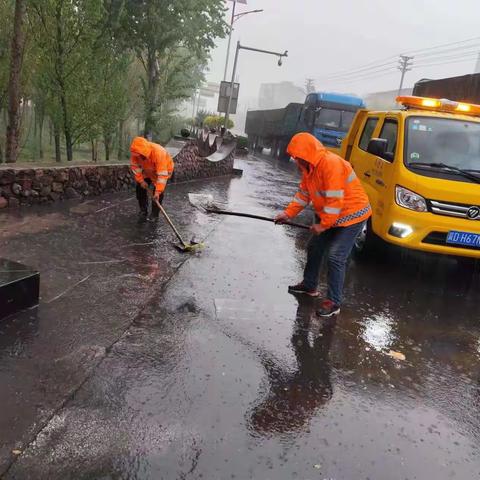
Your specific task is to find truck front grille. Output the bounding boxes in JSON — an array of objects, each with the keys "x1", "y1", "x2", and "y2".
[{"x1": 428, "y1": 200, "x2": 480, "y2": 221}]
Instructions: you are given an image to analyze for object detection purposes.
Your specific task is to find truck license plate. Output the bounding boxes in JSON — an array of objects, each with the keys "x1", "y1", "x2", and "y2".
[{"x1": 446, "y1": 230, "x2": 480, "y2": 248}]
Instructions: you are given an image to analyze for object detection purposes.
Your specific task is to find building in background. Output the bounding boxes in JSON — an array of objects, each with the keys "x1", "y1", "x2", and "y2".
[
  {"x1": 364, "y1": 87, "x2": 413, "y2": 110},
  {"x1": 258, "y1": 81, "x2": 305, "y2": 110}
]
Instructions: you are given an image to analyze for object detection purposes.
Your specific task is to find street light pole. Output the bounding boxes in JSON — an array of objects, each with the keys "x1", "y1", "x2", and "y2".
[
  {"x1": 223, "y1": 2, "x2": 263, "y2": 82},
  {"x1": 223, "y1": 1, "x2": 237, "y2": 82},
  {"x1": 224, "y1": 41, "x2": 288, "y2": 128},
  {"x1": 224, "y1": 41, "x2": 241, "y2": 128}
]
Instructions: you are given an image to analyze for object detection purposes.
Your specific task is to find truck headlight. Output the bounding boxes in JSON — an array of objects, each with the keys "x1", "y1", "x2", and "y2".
[{"x1": 395, "y1": 186, "x2": 427, "y2": 212}]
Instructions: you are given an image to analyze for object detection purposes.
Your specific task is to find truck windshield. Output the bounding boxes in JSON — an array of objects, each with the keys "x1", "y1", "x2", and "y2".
[
  {"x1": 405, "y1": 116, "x2": 480, "y2": 171},
  {"x1": 341, "y1": 111, "x2": 355, "y2": 130},
  {"x1": 315, "y1": 109, "x2": 355, "y2": 132},
  {"x1": 315, "y1": 109, "x2": 341, "y2": 129}
]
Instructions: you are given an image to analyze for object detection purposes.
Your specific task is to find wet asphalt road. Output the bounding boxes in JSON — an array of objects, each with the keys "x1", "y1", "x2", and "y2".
[{"x1": 1, "y1": 154, "x2": 479, "y2": 479}]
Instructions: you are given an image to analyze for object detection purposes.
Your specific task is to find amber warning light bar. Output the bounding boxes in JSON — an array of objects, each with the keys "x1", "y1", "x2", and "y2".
[{"x1": 396, "y1": 95, "x2": 480, "y2": 117}]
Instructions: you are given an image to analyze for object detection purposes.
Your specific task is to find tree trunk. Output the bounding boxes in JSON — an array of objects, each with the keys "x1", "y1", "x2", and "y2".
[
  {"x1": 5, "y1": 0, "x2": 26, "y2": 163},
  {"x1": 54, "y1": 122, "x2": 61, "y2": 162},
  {"x1": 90, "y1": 140, "x2": 98, "y2": 162},
  {"x1": 144, "y1": 49, "x2": 158, "y2": 139},
  {"x1": 63, "y1": 121, "x2": 73, "y2": 161},
  {"x1": 33, "y1": 103, "x2": 38, "y2": 159},
  {"x1": 117, "y1": 120, "x2": 124, "y2": 160},
  {"x1": 104, "y1": 133, "x2": 111, "y2": 162},
  {"x1": 38, "y1": 110, "x2": 44, "y2": 159},
  {"x1": 55, "y1": 1, "x2": 73, "y2": 162}
]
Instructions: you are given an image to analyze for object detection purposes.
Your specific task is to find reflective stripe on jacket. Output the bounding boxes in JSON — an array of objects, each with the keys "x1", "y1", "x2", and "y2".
[
  {"x1": 130, "y1": 137, "x2": 174, "y2": 194},
  {"x1": 284, "y1": 133, "x2": 371, "y2": 229}
]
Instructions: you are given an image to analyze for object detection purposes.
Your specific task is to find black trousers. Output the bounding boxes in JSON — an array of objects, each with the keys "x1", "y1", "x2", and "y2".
[{"x1": 136, "y1": 179, "x2": 165, "y2": 217}]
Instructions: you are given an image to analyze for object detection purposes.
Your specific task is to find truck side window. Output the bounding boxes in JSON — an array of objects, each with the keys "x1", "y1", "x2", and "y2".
[
  {"x1": 379, "y1": 119, "x2": 398, "y2": 161},
  {"x1": 359, "y1": 117, "x2": 378, "y2": 151}
]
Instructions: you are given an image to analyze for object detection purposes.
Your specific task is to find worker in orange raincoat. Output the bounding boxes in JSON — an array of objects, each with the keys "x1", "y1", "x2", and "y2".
[
  {"x1": 130, "y1": 136, "x2": 174, "y2": 220},
  {"x1": 275, "y1": 132, "x2": 371, "y2": 317}
]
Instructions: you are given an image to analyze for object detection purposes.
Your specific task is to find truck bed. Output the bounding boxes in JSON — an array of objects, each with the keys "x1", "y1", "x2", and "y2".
[
  {"x1": 413, "y1": 73, "x2": 480, "y2": 104},
  {"x1": 245, "y1": 103, "x2": 303, "y2": 139}
]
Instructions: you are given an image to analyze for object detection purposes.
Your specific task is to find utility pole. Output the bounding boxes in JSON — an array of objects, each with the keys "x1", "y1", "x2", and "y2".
[
  {"x1": 474, "y1": 52, "x2": 480, "y2": 74},
  {"x1": 397, "y1": 55, "x2": 414, "y2": 97},
  {"x1": 305, "y1": 78, "x2": 316, "y2": 94}
]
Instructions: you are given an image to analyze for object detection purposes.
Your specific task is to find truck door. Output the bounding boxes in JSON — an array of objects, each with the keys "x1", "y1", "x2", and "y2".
[
  {"x1": 299, "y1": 94, "x2": 316, "y2": 132},
  {"x1": 348, "y1": 115, "x2": 381, "y2": 194},
  {"x1": 369, "y1": 117, "x2": 399, "y2": 222}
]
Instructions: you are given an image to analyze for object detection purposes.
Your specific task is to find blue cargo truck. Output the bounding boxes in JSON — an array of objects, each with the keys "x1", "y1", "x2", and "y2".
[{"x1": 245, "y1": 92, "x2": 365, "y2": 159}]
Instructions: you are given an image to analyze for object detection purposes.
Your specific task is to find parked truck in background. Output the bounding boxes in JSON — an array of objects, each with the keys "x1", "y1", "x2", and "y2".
[
  {"x1": 339, "y1": 95, "x2": 480, "y2": 261},
  {"x1": 245, "y1": 92, "x2": 365, "y2": 160},
  {"x1": 413, "y1": 73, "x2": 480, "y2": 104}
]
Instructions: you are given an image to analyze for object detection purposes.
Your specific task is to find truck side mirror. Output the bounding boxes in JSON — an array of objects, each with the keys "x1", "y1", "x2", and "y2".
[{"x1": 367, "y1": 138, "x2": 388, "y2": 158}]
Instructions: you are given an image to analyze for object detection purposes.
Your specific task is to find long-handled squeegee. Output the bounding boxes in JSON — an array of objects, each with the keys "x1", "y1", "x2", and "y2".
[
  {"x1": 149, "y1": 192, "x2": 203, "y2": 253},
  {"x1": 188, "y1": 194, "x2": 310, "y2": 230}
]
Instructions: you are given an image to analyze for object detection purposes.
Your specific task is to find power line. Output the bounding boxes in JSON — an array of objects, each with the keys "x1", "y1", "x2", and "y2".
[
  {"x1": 415, "y1": 53, "x2": 480, "y2": 69},
  {"x1": 318, "y1": 59, "x2": 398, "y2": 81},
  {"x1": 414, "y1": 44, "x2": 480, "y2": 60},
  {"x1": 315, "y1": 36, "x2": 480, "y2": 83},
  {"x1": 415, "y1": 50, "x2": 480, "y2": 67},
  {"x1": 322, "y1": 69, "x2": 399, "y2": 86},
  {"x1": 401, "y1": 35, "x2": 480, "y2": 56},
  {"x1": 327, "y1": 53, "x2": 476, "y2": 83}
]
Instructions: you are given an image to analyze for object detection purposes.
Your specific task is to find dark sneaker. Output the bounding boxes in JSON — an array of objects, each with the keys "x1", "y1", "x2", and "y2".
[
  {"x1": 288, "y1": 282, "x2": 320, "y2": 297},
  {"x1": 316, "y1": 299, "x2": 341, "y2": 317}
]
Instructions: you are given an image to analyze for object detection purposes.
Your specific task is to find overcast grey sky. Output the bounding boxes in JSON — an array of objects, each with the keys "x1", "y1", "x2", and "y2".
[{"x1": 206, "y1": 0, "x2": 480, "y2": 102}]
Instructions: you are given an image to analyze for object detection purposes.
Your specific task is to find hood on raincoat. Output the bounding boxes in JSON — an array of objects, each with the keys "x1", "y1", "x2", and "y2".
[
  {"x1": 130, "y1": 136, "x2": 152, "y2": 158},
  {"x1": 287, "y1": 132, "x2": 327, "y2": 168}
]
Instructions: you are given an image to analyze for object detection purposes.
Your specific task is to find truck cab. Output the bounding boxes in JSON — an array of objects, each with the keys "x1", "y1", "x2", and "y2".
[
  {"x1": 245, "y1": 92, "x2": 365, "y2": 160},
  {"x1": 341, "y1": 96, "x2": 480, "y2": 260},
  {"x1": 301, "y1": 92, "x2": 366, "y2": 154}
]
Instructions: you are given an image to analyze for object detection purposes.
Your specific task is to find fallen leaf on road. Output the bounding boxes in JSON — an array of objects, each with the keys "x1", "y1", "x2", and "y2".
[{"x1": 387, "y1": 350, "x2": 406, "y2": 361}]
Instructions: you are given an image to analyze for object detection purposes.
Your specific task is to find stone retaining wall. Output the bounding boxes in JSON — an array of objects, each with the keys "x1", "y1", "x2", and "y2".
[
  {"x1": 171, "y1": 141, "x2": 235, "y2": 183},
  {"x1": 0, "y1": 138, "x2": 236, "y2": 208},
  {"x1": 0, "y1": 165, "x2": 133, "y2": 208}
]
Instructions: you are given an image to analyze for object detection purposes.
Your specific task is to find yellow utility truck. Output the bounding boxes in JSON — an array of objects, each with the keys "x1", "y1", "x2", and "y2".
[{"x1": 340, "y1": 95, "x2": 480, "y2": 260}]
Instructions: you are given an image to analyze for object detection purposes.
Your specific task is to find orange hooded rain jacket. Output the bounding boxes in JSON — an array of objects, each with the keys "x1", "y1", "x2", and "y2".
[
  {"x1": 130, "y1": 137, "x2": 174, "y2": 195},
  {"x1": 284, "y1": 133, "x2": 371, "y2": 230}
]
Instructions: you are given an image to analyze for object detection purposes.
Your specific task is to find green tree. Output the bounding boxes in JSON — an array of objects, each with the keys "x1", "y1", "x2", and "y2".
[
  {"x1": 120, "y1": 0, "x2": 228, "y2": 137},
  {"x1": 5, "y1": 0, "x2": 26, "y2": 163},
  {"x1": 195, "y1": 109, "x2": 214, "y2": 127},
  {"x1": 0, "y1": 0, "x2": 14, "y2": 162},
  {"x1": 29, "y1": 0, "x2": 111, "y2": 161},
  {"x1": 204, "y1": 115, "x2": 233, "y2": 130}
]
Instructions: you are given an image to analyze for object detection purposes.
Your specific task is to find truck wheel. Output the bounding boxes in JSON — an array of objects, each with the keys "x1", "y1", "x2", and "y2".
[
  {"x1": 270, "y1": 140, "x2": 278, "y2": 158},
  {"x1": 352, "y1": 220, "x2": 384, "y2": 260},
  {"x1": 278, "y1": 142, "x2": 289, "y2": 161},
  {"x1": 252, "y1": 137, "x2": 258, "y2": 153}
]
